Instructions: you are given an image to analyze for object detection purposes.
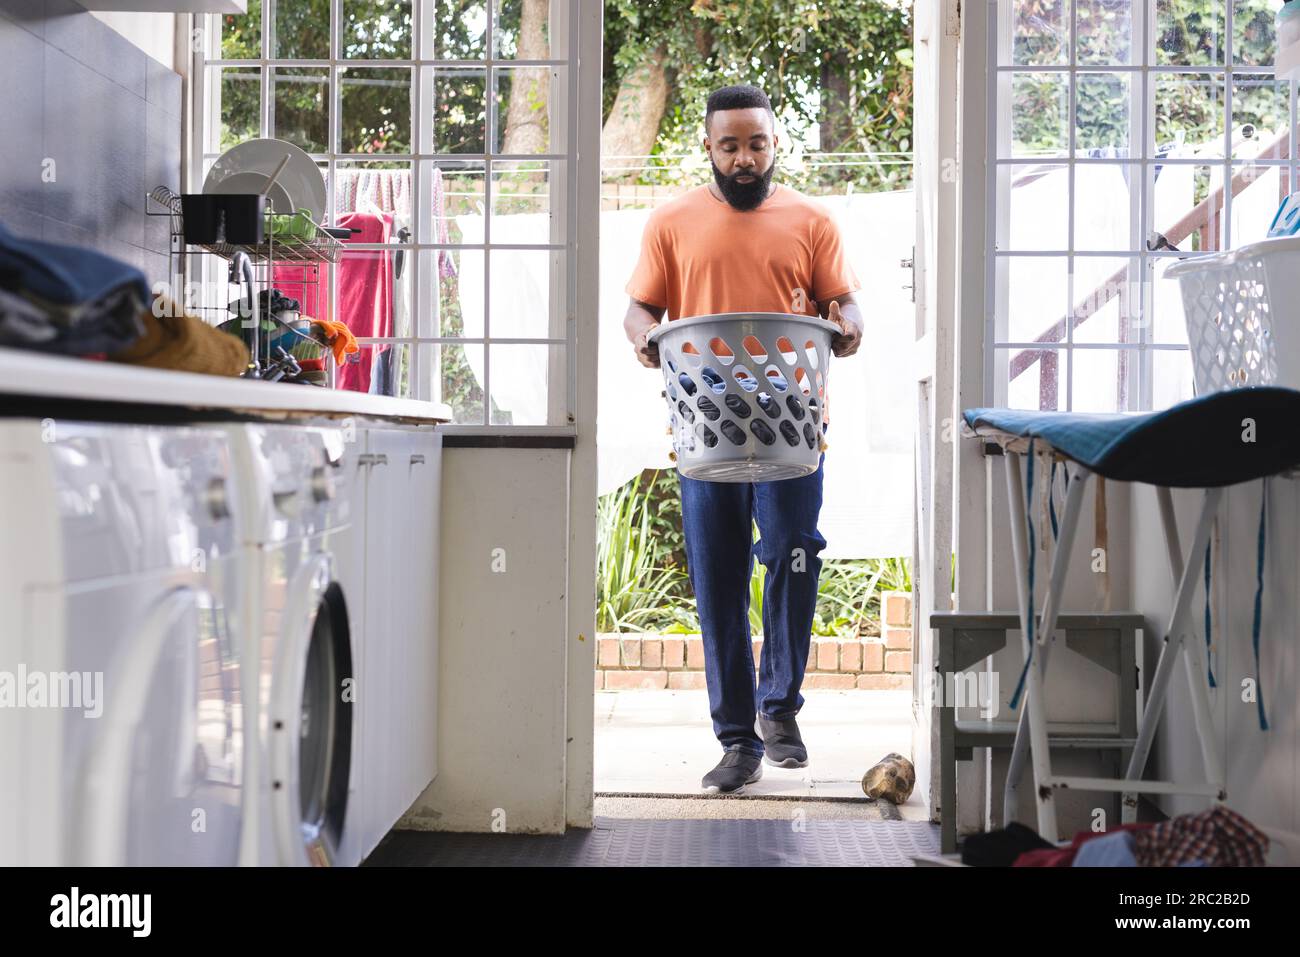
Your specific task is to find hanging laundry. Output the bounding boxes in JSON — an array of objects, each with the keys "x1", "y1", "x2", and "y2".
[
  {"x1": 335, "y1": 168, "x2": 411, "y2": 221},
  {"x1": 334, "y1": 165, "x2": 457, "y2": 280},
  {"x1": 269, "y1": 211, "x2": 392, "y2": 393},
  {"x1": 431, "y1": 165, "x2": 458, "y2": 279},
  {"x1": 333, "y1": 211, "x2": 393, "y2": 394}
]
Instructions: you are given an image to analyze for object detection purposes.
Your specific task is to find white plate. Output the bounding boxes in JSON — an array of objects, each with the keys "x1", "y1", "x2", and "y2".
[{"x1": 203, "y1": 138, "x2": 328, "y2": 222}]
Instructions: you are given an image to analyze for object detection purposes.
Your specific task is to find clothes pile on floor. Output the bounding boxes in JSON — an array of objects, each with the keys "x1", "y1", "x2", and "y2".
[{"x1": 961, "y1": 807, "x2": 1269, "y2": 867}]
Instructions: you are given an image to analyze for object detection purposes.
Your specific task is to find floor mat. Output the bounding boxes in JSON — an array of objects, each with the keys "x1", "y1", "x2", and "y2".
[
  {"x1": 594, "y1": 793, "x2": 901, "y2": 820},
  {"x1": 364, "y1": 818, "x2": 940, "y2": 867}
]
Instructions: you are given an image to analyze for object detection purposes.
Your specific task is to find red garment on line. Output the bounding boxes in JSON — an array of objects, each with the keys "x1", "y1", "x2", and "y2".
[{"x1": 271, "y1": 210, "x2": 393, "y2": 393}]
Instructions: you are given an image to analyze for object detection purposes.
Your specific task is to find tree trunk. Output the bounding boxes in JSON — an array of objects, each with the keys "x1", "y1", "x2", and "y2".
[
  {"x1": 819, "y1": 50, "x2": 852, "y2": 153},
  {"x1": 500, "y1": 0, "x2": 550, "y2": 156},
  {"x1": 601, "y1": 44, "x2": 669, "y2": 182}
]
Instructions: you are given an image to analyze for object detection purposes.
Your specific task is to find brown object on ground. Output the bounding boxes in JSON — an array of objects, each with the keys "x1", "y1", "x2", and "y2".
[
  {"x1": 862, "y1": 752, "x2": 915, "y2": 804},
  {"x1": 109, "y1": 297, "x2": 249, "y2": 376}
]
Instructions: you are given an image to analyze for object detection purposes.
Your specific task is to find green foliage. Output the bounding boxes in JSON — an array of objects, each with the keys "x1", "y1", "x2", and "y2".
[
  {"x1": 604, "y1": 0, "x2": 914, "y2": 192},
  {"x1": 748, "y1": 554, "x2": 766, "y2": 635},
  {"x1": 1010, "y1": 1, "x2": 1287, "y2": 157},
  {"x1": 596, "y1": 472, "x2": 696, "y2": 633},
  {"x1": 809, "y1": 559, "x2": 881, "y2": 636},
  {"x1": 217, "y1": 0, "x2": 564, "y2": 157}
]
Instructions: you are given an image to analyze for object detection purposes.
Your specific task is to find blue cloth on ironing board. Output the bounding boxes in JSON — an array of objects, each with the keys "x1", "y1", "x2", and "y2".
[{"x1": 963, "y1": 387, "x2": 1300, "y2": 488}]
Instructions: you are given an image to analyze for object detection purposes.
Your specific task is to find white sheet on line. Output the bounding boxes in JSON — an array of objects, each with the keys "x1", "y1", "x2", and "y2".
[{"x1": 454, "y1": 187, "x2": 918, "y2": 559}]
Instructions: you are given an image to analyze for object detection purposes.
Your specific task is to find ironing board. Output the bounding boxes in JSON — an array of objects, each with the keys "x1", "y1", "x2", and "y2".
[{"x1": 962, "y1": 386, "x2": 1300, "y2": 842}]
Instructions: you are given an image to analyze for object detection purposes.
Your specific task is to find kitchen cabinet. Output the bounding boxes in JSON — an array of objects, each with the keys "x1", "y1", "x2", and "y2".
[
  {"x1": 403, "y1": 429, "x2": 441, "y2": 804},
  {"x1": 347, "y1": 424, "x2": 442, "y2": 860}
]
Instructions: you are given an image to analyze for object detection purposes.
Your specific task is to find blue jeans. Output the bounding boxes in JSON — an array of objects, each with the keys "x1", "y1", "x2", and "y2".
[{"x1": 678, "y1": 455, "x2": 827, "y2": 756}]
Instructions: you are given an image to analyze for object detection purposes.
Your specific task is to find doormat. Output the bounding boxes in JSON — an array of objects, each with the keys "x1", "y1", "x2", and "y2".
[
  {"x1": 593, "y1": 793, "x2": 902, "y2": 821},
  {"x1": 364, "y1": 818, "x2": 939, "y2": 867}
]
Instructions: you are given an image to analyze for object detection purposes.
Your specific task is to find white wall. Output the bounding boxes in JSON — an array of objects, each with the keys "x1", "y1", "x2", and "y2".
[
  {"x1": 402, "y1": 448, "x2": 586, "y2": 834},
  {"x1": 89, "y1": 11, "x2": 175, "y2": 69}
]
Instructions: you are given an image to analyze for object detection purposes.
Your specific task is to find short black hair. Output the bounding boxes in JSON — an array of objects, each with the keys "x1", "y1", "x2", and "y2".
[{"x1": 705, "y1": 84, "x2": 775, "y2": 137}]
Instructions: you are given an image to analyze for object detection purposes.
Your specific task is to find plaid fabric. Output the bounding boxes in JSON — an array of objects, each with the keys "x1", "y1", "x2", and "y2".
[{"x1": 1133, "y1": 806, "x2": 1269, "y2": 867}]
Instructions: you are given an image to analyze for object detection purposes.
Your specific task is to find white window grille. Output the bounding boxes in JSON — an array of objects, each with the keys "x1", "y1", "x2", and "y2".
[
  {"x1": 193, "y1": 0, "x2": 580, "y2": 431},
  {"x1": 987, "y1": 0, "x2": 1297, "y2": 412}
]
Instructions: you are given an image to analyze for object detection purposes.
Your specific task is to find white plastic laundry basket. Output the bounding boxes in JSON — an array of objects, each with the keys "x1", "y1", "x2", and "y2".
[
  {"x1": 647, "y1": 312, "x2": 839, "y2": 482},
  {"x1": 1165, "y1": 235, "x2": 1300, "y2": 394}
]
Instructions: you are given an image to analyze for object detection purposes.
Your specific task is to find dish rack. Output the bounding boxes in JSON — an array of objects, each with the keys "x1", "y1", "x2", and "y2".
[{"x1": 146, "y1": 185, "x2": 344, "y2": 383}]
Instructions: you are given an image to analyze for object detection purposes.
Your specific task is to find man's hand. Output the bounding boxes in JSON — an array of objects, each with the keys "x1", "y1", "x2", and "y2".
[
  {"x1": 827, "y1": 299, "x2": 863, "y2": 358},
  {"x1": 634, "y1": 327, "x2": 661, "y2": 369},
  {"x1": 625, "y1": 297, "x2": 666, "y2": 368}
]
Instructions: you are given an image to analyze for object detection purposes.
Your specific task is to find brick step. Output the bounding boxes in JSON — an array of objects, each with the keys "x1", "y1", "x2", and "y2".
[
  {"x1": 596, "y1": 669, "x2": 912, "y2": 691},
  {"x1": 596, "y1": 630, "x2": 913, "y2": 692}
]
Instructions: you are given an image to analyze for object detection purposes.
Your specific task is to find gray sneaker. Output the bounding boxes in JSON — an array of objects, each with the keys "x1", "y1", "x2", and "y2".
[
  {"x1": 701, "y1": 749, "x2": 763, "y2": 794},
  {"x1": 756, "y1": 715, "x2": 809, "y2": 768}
]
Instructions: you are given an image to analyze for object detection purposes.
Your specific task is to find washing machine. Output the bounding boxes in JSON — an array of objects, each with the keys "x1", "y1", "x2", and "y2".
[
  {"x1": 0, "y1": 419, "x2": 246, "y2": 866},
  {"x1": 227, "y1": 423, "x2": 359, "y2": 866}
]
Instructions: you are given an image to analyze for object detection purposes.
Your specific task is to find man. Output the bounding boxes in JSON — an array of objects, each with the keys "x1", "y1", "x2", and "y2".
[{"x1": 622, "y1": 84, "x2": 864, "y2": 793}]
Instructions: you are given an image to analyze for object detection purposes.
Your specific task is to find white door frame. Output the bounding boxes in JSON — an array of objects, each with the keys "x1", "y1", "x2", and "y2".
[{"x1": 913, "y1": 0, "x2": 991, "y2": 832}]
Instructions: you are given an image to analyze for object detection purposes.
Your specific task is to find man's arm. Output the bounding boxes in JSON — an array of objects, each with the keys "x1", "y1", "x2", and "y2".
[
  {"x1": 818, "y1": 292, "x2": 863, "y2": 358},
  {"x1": 624, "y1": 297, "x2": 666, "y2": 368}
]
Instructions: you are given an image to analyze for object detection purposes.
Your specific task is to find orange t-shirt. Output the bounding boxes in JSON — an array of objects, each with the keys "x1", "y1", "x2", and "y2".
[
  {"x1": 625, "y1": 183, "x2": 860, "y2": 320},
  {"x1": 625, "y1": 183, "x2": 859, "y2": 429}
]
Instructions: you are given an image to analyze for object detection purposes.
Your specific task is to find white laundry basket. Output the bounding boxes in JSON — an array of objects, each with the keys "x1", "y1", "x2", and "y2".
[
  {"x1": 1164, "y1": 235, "x2": 1300, "y2": 393},
  {"x1": 647, "y1": 312, "x2": 839, "y2": 482}
]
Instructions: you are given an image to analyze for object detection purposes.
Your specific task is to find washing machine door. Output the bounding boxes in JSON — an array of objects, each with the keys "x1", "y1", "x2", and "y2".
[
  {"x1": 75, "y1": 583, "x2": 242, "y2": 866},
  {"x1": 269, "y1": 556, "x2": 354, "y2": 866}
]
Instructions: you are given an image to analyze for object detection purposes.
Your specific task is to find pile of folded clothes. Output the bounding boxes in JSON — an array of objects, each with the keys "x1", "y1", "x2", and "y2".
[
  {"x1": 0, "y1": 222, "x2": 249, "y2": 377},
  {"x1": 0, "y1": 221, "x2": 149, "y2": 356},
  {"x1": 961, "y1": 806, "x2": 1270, "y2": 867}
]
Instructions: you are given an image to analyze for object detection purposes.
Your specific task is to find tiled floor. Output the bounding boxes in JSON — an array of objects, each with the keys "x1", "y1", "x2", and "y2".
[{"x1": 594, "y1": 689, "x2": 930, "y2": 821}]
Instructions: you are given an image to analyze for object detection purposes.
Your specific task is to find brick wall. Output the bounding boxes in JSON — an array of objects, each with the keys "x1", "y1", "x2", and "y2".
[{"x1": 595, "y1": 591, "x2": 913, "y2": 691}]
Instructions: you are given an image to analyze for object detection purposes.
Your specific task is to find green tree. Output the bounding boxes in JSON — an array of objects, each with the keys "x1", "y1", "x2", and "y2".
[{"x1": 601, "y1": 0, "x2": 913, "y2": 191}]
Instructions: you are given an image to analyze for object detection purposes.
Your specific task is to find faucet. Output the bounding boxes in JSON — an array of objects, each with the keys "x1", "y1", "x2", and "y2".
[{"x1": 230, "y1": 251, "x2": 260, "y2": 378}]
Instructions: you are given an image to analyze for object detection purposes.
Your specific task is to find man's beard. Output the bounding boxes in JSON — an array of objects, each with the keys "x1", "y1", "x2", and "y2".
[{"x1": 711, "y1": 157, "x2": 777, "y2": 211}]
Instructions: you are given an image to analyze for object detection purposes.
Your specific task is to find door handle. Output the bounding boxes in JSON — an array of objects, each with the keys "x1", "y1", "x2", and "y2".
[{"x1": 410, "y1": 454, "x2": 426, "y2": 466}]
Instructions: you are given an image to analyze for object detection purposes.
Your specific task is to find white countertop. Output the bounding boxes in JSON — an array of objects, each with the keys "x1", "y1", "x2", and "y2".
[{"x1": 0, "y1": 348, "x2": 452, "y2": 424}]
